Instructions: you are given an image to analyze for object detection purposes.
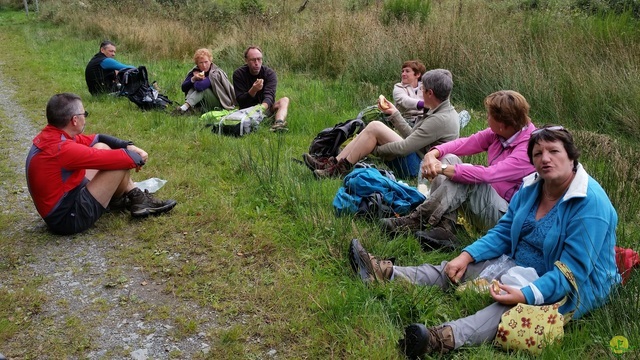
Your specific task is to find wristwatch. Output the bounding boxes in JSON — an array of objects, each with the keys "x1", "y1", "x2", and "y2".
[{"x1": 441, "y1": 164, "x2": 448, "y2": 171}]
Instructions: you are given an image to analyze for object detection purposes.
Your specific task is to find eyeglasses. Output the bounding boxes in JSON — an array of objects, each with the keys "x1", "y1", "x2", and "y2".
[
  {"x1": 73, "y1": 111, "x2": 89, "y2": 118},
  {"x1": 531, "y1": 125, "x2": 564, "y2": 136}
]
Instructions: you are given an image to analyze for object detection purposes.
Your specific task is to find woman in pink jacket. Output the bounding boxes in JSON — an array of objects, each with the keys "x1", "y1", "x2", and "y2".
[{"x1": 381, "y1": 90, "x2": 536, "y2": 250}]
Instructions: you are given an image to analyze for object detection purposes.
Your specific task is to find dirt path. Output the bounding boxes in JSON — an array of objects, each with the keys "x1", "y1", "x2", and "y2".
[{"x1": 0, "y1": 65, "x2": 218, "y2": 360}]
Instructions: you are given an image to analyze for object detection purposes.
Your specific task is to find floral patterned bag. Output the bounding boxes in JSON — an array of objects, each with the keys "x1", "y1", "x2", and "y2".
[{"x1": 495, "y1": 261, "x2": 578, "y2": 355}]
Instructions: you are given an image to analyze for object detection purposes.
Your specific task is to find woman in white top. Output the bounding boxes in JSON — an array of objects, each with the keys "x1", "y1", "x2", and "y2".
[
  {"x1": 392, "y1": 60, "x2": 471, "y2": 129},
  {"x1": 393, "y1": 60, "x2": 426, "y2": 122}
]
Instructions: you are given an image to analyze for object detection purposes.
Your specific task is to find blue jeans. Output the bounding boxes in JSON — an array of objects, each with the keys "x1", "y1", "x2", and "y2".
[{"x1": 385, "y1": 152, "x2": 421, "y2": 179}]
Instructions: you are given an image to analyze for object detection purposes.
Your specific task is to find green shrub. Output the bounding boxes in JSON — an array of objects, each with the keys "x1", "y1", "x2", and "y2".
[
  {"x1": 240, "y1": 0, "x2": 266, "y2": 15},
  {"x1": 381, "y1": 0, "x2": 431, "y2": 25},
  {"x1": 573, "y1": 0, "x2": 640, "y2": 18}
]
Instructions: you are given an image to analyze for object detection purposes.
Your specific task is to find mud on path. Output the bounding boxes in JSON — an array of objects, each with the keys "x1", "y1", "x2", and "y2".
[{"x1": 0, "y1": 65, "x2": 219, "y2": 359}]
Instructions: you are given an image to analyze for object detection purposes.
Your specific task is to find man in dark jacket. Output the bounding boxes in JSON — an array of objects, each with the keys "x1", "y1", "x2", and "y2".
[
  {"x1": 85, "y1": 40, "x2": 135, "y2": 95},
  {"x1": 233, "y1": 46, "x2": 290, "y2": 132}
]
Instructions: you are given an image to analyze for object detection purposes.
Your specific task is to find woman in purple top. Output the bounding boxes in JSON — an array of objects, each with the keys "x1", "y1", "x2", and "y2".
[
  {"x1": 173, "y1": 48, "x2": 236, "y2": 115},
  {"x1": 381, "y1": 90, "x2": 536, "y2": 250}
]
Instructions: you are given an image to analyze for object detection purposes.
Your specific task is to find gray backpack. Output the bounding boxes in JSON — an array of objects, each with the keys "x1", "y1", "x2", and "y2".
[{"x1": 212, "y1": 105, "x2": 266, "y2": 137}]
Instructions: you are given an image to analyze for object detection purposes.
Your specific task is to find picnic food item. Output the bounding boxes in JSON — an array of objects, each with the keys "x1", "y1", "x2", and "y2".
[
  {"x1": 378, "y1": 95, "x2": 390, "y2": 110},
  {"x1": 491, "y1": 279, "x2": 500, "y2": 293},
  {"x1": 456, "y1": 277, "x2": 490, "y2": 293}
]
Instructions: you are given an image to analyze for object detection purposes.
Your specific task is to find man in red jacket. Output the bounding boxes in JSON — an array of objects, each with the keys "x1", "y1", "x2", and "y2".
[{"x1": 26, "y1": 93, "x2": 177, "y2": 235}]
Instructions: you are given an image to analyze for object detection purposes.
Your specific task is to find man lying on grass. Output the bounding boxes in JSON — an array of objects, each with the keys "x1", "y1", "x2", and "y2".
[{"x1": 26, "y1": 93, "x2": 177, "y2": 235}]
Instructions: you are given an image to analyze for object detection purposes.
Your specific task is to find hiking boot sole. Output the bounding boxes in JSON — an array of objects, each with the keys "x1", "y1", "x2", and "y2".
[
  {"x1": 348, "y1": 239, "x2": 375, "y2": 283},
  {"x1": 399, "y1": 324, "x2": 429, "y2": 360},
  {"x1": 131, "y1": 200, "x2": 177, "y2": 218},
  {"x1": 302, "y1": 153, "x2": 322, "y2": 171}
]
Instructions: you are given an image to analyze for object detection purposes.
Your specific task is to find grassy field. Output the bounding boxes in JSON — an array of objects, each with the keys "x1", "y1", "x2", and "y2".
[{"x1": 1, "y1": 0, "x2": 639, "y2": 358}]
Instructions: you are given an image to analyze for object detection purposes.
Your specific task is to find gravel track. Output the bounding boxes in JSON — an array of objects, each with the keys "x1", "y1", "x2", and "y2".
[{"x1": 0, "y1": 64, "x2": 219, "y2": 360}]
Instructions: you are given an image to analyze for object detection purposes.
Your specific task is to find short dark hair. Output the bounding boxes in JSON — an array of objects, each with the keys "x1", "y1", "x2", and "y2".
[
  {"x1": 243, "y1": 45, "x2": 263, "y2": 59},
  {"x1": 100, "y1": 40, "x2": 115, "y2": 50},
  {"x1": 527, "y1": 125, "x2": 580, "y2": 171},
  {"x1": 46, "y1": 93, "x2": 83, "y2": 128},
  {"x1": 402, "y1": 60, "x2": 426, "y2": 77},
  {"x1": 422, "y1": 69, "x2": 453, "y2": 102}
]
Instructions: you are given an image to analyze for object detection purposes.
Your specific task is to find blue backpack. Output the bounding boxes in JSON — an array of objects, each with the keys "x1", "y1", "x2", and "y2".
[{"x1": 333, "y1": 168, "x2": 426, "y2": 218}]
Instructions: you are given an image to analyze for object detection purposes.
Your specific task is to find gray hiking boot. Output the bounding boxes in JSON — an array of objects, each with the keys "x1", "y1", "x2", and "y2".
[
  {"x1": 399, "y1": 324, "x2": 455, "y2": 359},
  {"x1": 127, "y1": 188, "x2": 177, "y2": 218},
  {"x1": 379, "y1": 212, "x2": 424, "y2": 235},
  {"x1": 302, "y1": 154, "x2": 336, "y2": 171},
  {"x1": 348, "y1": 239, "x2": 394, "y2": 283},
  {"x1": 313, "y1": 158, "x2": 353, "y2": 179}
]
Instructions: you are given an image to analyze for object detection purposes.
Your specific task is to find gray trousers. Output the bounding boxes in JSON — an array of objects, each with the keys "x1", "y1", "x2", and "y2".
[
  {"x1": 417, "y1": 154, "x2": 508, "y2": 232},
  {"x1": 394, "y1": 258, "x2": 511, "y2": 349},
  {"x1": 185, "y1": 88, "x2": 222, "y2": 112}
]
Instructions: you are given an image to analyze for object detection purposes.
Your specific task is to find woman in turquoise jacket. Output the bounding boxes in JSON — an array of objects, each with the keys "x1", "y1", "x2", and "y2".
[{"x1": 349, "y1": 125, "x2": 620, "y2": 358}]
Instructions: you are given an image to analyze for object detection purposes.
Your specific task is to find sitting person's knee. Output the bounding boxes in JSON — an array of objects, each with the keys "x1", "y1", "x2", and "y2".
[
  {"x1": 276, "y1": 97, "x2": 290, "y2": 107},
  {"x1": 441, "y1": 153, "x2": 462, "y2": 165},
  {"x1": 92, "y1": 142, "x2": 112, "y2": 150}
]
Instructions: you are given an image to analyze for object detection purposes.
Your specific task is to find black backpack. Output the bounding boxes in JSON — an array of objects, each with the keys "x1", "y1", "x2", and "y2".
[
  {"x1": 308, "y1": 118, "x2": 366, "y2": 158},
  {"x1": 117, "y1": 66, "x2": 174, "y2": 111}
]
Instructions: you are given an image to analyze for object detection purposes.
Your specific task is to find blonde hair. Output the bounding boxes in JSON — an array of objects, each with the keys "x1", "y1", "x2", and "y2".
[{"x1": 193, "y1": 48, "x2": 212, "y2": 64}]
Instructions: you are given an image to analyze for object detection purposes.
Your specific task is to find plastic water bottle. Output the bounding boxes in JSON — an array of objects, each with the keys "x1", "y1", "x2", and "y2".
[
  {"x1": 134, "y1": 177, "x2": 167, "y2": 193},
  {"x1": 459, "y1": 110, "x2": 471, "y2": 129},
  {"x1": 417, "y1": 167, "x2": 430, "y2": 197}
]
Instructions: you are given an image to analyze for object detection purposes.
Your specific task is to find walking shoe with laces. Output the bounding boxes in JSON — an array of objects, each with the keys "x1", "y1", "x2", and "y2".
[
  {"x1": 399, "y1": 324, "x2": 455, "y2": 359},
  {"x1": 313, "y1": 158, "x2": 353, "y2": 179},
  {"x1": 414, "y1": 217, "x2": 459, "y2": 251},
  {"x1": 414, "y1": 227, "x2": 459, "y2": 251},
  {"x1": 107, "y1": 195, "x2": 129, "y2": 212},
  {"x1": 348, "y1": 239, "x2": 394, "y2": 283},
  {"x1": 379, "y1": 213, "x2": 424, "y2": 235},
  {"x1": 170, "y1": 106, "x2": 197, "y2": 116},
  {"x1": 127, "y1": 187, "x2": 177, "y2": 218},
  {"x1": 270, "y1": 119, "x2": 288, "y2": 132},
  {"x1": 302, "y1": 154, "x2": 336, "y2": 171}
]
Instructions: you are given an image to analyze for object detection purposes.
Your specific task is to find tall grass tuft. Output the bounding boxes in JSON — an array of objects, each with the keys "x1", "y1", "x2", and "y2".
[{"x1": 381, "y1": 0, "x2": 431, "y2": 25}]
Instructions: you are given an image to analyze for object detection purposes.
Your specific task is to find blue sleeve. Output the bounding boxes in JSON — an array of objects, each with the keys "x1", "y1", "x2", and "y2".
[
  {"x1": 181, "y1": 71, "x2": 194, "y2": 93},
  {"x1": 101, "y1": 58, "x2": 135, "y2": 71},
  {"x1": 194, "y1": 77, "x2": 212, "y2": 92}
]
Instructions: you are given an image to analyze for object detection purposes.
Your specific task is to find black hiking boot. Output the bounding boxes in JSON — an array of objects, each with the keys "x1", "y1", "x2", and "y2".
[
  {"x1": 414, "y1": 218, "x2": 460, "y2": 251},
  {"x1": 127, "y1": 188, "x2": 177, "y2": 218},
  {"x1": 107, "y1": 195, "x2": 129, "y2": 212},
  {"x1": 399, "y1": 324, "x2": 455, "y2": 359}
]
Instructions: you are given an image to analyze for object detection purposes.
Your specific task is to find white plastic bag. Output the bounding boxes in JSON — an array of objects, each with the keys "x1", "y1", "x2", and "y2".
[
  {"x1": 134, "y1": 177, "x2": 167, "y2": 193},
  {"x1": 500, "y1": 266, "x2": 539, "y2": 289}
]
